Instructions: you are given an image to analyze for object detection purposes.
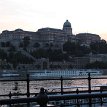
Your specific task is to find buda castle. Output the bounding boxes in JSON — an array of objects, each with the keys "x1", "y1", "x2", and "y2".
[{"x1": 0, "y1": 20, "x2": 101, "y2": 50}]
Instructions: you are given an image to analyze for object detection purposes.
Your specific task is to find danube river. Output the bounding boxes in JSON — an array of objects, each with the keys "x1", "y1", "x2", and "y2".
[{"x1": 0, "y1": 75, "x2": 107, "y2": 99}]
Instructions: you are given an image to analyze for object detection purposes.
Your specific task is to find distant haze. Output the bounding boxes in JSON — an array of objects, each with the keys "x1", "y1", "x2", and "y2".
[{"x1": 0, "y1": 0, "x2": 107, "y2": 40}]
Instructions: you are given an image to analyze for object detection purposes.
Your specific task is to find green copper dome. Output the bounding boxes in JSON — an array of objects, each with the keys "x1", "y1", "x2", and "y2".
[{"x1": 63, "y1": 20, "x2": 71, "y2": 27}]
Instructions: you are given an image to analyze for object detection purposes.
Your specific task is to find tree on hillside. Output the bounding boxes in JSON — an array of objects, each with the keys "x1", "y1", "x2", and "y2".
[
  {"x1": 63, "y1": 41, "x2": 90, "y2": 57},
  {"x1": 63, "y1": 41, "x2": 75, "y2": 54},
  {"x1": 90, "y1": 41, "x2": 107, "y2": 54},
  {"x1": 1, "y1": 42, "x2": 6, "y2": 47},
  {"x1": 85, "y1": 61, "x2": 107, "y2": 69},
  {"x1": 0, "y1": 49, "x2": 7, "y2": 60},
  {"x1": 33, "y1": 42, "x2": 40, "y2": 48},
  {"x1": 31, "y1": 49, "x2": 47, "y2": 58},
  {"x1": 23, "y1": 36, "x2": 30, "y2": 48}
]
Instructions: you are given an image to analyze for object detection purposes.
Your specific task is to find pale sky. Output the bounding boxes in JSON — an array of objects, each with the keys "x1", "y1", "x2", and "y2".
[{"x1": 0, "y1": 0, "x2": 107, "y2": 40}]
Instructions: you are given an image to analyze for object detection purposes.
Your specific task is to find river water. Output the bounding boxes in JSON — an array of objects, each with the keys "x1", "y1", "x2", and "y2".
[{"x1": 0, "y1": 76, "x2": 107, "y2": 98}]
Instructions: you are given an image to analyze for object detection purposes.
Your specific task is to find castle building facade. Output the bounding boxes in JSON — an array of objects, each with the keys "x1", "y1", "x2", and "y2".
[
  {"x1": 0, "y1": 20, "x2": 101, "y2": 49},
  {"x1": 76, "y1": 33, "x2": 101, "y2": 46}
]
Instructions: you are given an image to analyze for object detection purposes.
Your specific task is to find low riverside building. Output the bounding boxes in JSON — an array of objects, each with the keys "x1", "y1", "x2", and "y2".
[
  {"x1": 16, "y1": 57, "x2": 90, "y2": 70},
  {"x1": 89, "y1": 54, "x2": 107, "y2": 63},
  {"x1": 70, "y1": 57, "x2": 90, "y2": 69}
]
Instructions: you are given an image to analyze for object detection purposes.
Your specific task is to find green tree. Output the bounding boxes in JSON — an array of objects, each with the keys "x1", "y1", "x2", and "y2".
[
  {"x1": 23, "y1": 36, "x2": 30, "y2": 48},
  {"x1": 33, "y1": 42, "x2": 40, "y2": 48},
  {"x1": 19, "y1": 42, "x2": 24, "y2": 47},
  {"x1": 1, "y1": 42, "x2": 6, "y2": 47},
  {"x1": 85, "y1": 61, "x2": 107, "y2": 69},
  {"x1": 48, "y1": 49, "x2": 64, "y2": 61},
  {"x1": 6, "y1": 41, "x2": 11, "y2": 47},
  {"x1": 7, "y1": 51, "x2": 34, "y2": 66},
  {"x1": 8, "y1": 45, "x2": 16, "y2": 52},
  {"x1": 63, "y1": 41, "x2": 90, "y2": 57},
  {"x1": 90, "y1": 41, "x2": 107, "y2": 54},
  {"x1": 0, "y1": 49, "x2": 7, "y2": 60},
  {"x1": 31, "y1": 49, "x2": 47, "y2": 58},
  {"x1": 63, "y1": 41, "x2": 75, "y2": 54}
]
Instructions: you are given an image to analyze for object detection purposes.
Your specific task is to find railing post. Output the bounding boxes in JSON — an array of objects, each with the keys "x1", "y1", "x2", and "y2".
[
  {"x1": 27, "y1": 74, "x2": 30, "y2": 97},
  {"x1": 100, "y1": 87, "x2": 102, "y2": 93},
  {"x1": 76, "y1": 88, "x2": 79, "y2": 94},
  {"x1": 27, "y1": 74, "x2": 30, "y2": 107},
  {"x1": 60, "y1": 76, "x2": 63, "y2": 95},
  {"x1": 88, "y1": 73, "x2": 92, "y2": 107},
  {"x1": 88, "y1": 73, "x2": 91, "y2": 93},
  {"x1": 76, "y1": 88, "x2": 80, "y2": 107},
  {"x1": 100, "y1": 88, "x2": 103, "y2": 106},
  {"x1": 9, "y1": 92, "x2": 12, "y2": 107},
  {"x1": 9, "y1": 91, "x2": 12, "y2": 99}
]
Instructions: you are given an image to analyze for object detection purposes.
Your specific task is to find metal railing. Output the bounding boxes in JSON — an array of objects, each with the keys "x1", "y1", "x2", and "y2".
[
  {"x1": 0, "y1": 73, "x2": 107, "y2": 107},
  {"x1": 0, "y1": 88, "x2": 107, "y2": 107}
]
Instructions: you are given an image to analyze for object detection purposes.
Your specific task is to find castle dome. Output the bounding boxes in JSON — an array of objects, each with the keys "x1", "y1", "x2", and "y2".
[
  {"x1": 63, "y1": 20, "x2": 71, "y2": 27},
  {"x1": 15, "y1": 29, "x2": 23, "y2": 32}
]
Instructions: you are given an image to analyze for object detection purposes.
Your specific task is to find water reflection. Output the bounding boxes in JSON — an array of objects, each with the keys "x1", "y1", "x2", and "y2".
[{"x1": 0, "y1": 77, "x2": 107, "y2": 99}]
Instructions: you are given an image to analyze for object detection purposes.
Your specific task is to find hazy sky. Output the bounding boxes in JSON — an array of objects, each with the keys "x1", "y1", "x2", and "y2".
[{"x1": 0, "y1": 0, "x2": 107, "y2": 40}]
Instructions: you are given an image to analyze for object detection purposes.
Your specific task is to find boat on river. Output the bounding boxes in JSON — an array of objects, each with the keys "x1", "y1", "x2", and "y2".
[{"x1": 30, "y1": 69, "x2": 102, "y2": 78}]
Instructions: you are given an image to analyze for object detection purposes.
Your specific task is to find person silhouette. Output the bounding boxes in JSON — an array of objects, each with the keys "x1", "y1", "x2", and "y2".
[{"x1": 36, "y1": 88, "x2": 48, "y2": 107}]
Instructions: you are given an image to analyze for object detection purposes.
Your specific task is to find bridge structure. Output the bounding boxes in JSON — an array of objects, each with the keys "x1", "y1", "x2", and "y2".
[{"x1": 0, "y1": 73, "x2": 107, "y2": 107}]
